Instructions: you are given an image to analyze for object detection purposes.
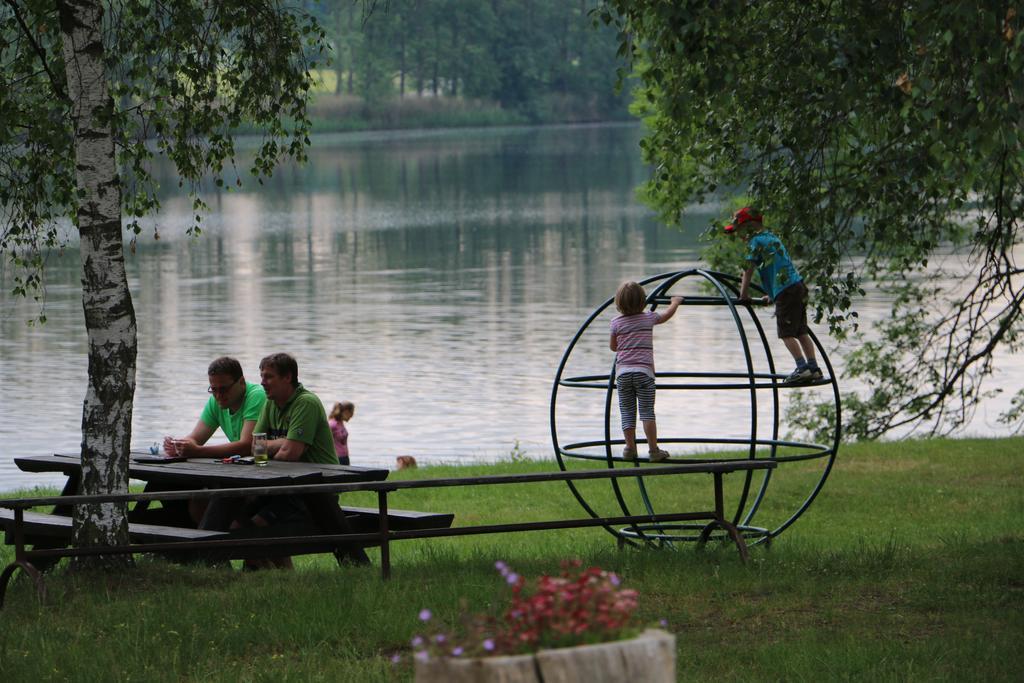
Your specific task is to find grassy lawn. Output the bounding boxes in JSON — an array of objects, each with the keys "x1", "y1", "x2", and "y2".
[{"x1": 1, "y1": 437, "x2": 1022, "y2": 681}]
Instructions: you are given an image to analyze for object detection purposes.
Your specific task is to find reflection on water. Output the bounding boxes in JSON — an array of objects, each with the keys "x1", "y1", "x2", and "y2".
[{"x1": 1, "y1": 123, "x2": 1019, "y2": 491}]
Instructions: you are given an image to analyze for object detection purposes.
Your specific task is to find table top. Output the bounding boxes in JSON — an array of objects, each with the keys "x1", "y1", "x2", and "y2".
[{"x1": 16, "y1": 452, "x2": 390, "y2": 488}]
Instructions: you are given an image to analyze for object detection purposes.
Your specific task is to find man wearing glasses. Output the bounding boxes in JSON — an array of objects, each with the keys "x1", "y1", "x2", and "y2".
[{"x1": 163, "y1": 356, "x2": 267, "y2": 459}]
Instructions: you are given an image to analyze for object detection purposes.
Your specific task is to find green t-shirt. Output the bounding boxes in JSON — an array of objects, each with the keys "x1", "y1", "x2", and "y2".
[
  {"x1": 254, "y1": 384, "x2": 337, "y2": 465},
  {"x1": 199, "y1": 381, "x2": 267, "y2": 442}
]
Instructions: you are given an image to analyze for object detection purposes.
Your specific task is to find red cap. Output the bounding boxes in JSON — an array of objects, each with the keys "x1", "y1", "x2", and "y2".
[{"x1": 724, "y1": 207, "x2": 763, "y2": 233}]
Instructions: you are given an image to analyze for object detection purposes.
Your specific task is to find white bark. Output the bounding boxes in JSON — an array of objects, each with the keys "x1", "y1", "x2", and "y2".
[{"x1": 58, "y1": 0, "x2": 136, "y2": 554}]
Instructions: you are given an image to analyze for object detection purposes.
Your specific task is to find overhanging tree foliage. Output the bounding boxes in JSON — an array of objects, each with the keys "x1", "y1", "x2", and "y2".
[
  {"x1": 0, "y1": 0, "x2": 325, "y2": 557},
  {"x1": 600, "y1": 0, "x2": 1024, "y2": 439}
]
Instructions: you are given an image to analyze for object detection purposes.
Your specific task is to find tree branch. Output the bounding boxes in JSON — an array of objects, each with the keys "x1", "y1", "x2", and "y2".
[{"x1": 3, "y1": 0, "x2": 70, "y2": 102}]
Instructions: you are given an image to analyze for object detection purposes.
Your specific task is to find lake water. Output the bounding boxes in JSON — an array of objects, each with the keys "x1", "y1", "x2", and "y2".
[{"x1": 1, "y1": 123, "x2": 1019, "y2": 492}]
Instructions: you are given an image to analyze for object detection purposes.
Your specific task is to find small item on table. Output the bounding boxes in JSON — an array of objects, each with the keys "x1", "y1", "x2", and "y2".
[{"x1": 252, "y1": 432, "x2": 269, "y2": 467}]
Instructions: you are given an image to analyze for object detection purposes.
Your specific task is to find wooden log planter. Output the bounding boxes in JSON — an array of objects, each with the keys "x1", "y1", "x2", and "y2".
[{"x1": 414, "y1": 628, "x2": 676, "y2": 683}]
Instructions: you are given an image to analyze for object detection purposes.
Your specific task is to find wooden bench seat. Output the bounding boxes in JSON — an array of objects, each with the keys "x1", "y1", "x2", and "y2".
[
  {"x1": 0, "y1": 507, "x2": 456, "y2": 564},
  {"x1": 0, "y1": 509, "x2": 229, "y2": 544},
  {"x1": 341, "y1": 506, "x2": 455, "y2": 532}
]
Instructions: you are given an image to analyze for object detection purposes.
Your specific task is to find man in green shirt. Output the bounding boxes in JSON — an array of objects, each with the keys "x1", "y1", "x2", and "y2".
[
  {"x1": 235, "y1": 353, "x2": 364, "y2": 569},
  {"x1": 164, "y1": 356, "x2": 266, "y2": 459},
  {"x1": 254, "y1": 352, "x2": 337, "y2": 465}
]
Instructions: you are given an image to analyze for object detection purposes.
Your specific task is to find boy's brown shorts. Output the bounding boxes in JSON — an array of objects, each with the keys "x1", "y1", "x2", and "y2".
[{"x1": 774, "y1": 281, "x2": 810, "y2": 338}]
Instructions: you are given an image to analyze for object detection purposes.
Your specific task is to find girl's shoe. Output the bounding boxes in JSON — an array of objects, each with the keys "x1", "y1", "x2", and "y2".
[
  {"x1": 648, "y1": 448, "x2": 670, "y2": 462},
  {"x1": 622, "y1": 447, "x2": 637, "y2": 460}
]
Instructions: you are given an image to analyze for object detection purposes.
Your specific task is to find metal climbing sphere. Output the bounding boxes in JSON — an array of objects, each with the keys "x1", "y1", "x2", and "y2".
[{"x1": 549, "y1": 269, "x2": 841, "y2": 547}]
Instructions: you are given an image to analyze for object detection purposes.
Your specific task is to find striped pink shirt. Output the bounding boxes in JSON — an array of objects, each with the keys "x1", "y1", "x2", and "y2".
[{"x1": 611, "y1": 311, "x2": 661, "y2": 378}]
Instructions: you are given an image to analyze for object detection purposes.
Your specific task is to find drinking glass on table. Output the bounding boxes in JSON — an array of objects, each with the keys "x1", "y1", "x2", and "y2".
[{"x1": 252, "y1": 433, "x2": 269, "y2": 466}]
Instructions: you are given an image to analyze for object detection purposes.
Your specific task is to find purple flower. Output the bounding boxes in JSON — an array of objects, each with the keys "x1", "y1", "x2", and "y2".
[
  {"x1": 390, "y1": 654, "x2": 401, "y2": 664},
  {"x1": 411, "y1": 635, "x2": 424, "y2": 648},
  {"x1": 659, "y1": 618, "x2": 669, "y2": 628},
  {"x1": 495, "y1": 560, "x2": 508, "y2": 573},
  {"x1": 414, "y1": 650, "x2": 430, "y2": 663},
  {"x1": 452, "y1": 646, "x2": 464, "y2": 657},
  {"x1": 483, "y1": 639, "x2": 496, "y2": 652},
  {"x1": 506, "y1": 572, "x2": 519, "y2": 585},
  {"x1": 609, "y1": 573, "x2": 621, "y2": 587},
  {"x1": 418, "y1": 608, "x2": 432, "y2": 622},
  {"x1": 434, "y1": 633, "x2": 447, "y2": 644}
]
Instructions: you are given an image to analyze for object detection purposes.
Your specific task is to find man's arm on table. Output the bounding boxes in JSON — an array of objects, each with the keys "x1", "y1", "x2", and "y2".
[
  {"x1": 169, "y1": 420, "x2": 258, "y2": 458},
  {"x1": 269, "y1": 437, "x2": 307, "y2": 461}
]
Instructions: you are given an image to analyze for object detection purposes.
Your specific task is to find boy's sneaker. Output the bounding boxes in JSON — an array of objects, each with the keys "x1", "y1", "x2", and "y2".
[
  {"x1": 648, "y1": 448, "x2": 670, "y2": 462},
  {"x1": 622, "y1": 447, "x2": 637, "y2": 460},
  {"x1": 784, "y1": 367, "x2": 814, "y2": 384},
  {"x1": 809, "y1": 367, "x2": 824, "y2": 381}
]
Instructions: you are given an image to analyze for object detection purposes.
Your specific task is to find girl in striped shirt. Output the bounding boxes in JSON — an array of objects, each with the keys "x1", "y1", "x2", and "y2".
[{"x1": 609, "y1": 281, "x2": 683, "y2": 462}]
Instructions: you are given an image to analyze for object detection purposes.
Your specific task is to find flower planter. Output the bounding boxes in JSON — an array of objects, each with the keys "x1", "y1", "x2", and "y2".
[{"x1": 414, "y1": 628, "x2": 675, "y2": 683}]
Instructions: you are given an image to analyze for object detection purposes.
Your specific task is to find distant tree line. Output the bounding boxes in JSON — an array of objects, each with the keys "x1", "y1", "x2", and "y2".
[{"x1": 307, "y1": 0, "x2": 630, "y2": 121}]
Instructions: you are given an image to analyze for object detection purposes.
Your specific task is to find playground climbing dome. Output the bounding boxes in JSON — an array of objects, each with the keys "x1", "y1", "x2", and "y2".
[{"x1": 549, "y1": 269, "x2": 840, "y2": 547}]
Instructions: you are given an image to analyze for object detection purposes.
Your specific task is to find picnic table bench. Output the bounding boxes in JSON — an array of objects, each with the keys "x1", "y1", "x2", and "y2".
[{"x1": 1, "y1": 458, "x2": 774, "y2": 607}]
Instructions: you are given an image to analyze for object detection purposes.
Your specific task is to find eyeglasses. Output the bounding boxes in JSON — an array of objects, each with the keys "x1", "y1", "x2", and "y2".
[{"x1": 208, "y1": 377, "x2": 241, "y2": 395}]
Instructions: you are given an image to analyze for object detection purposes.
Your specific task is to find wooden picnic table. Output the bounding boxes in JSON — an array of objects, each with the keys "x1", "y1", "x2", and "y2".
[
  {"x1": 16, "y1": 452, "x2": 389, "y2": 491},
  {"x1": 2, "y1": 459, "x2": 772, "y2": 606},
  {"x1": 13, "y1": 452, "x2": 393, "y2": 565}
]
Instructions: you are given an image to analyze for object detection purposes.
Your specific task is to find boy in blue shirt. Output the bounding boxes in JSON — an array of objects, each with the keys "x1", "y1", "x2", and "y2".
[{"x1": 725, "y1": 207, "x2": 822, "y2": 384}]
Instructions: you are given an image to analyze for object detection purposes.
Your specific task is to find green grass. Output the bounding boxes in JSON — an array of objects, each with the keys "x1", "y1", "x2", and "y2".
[{"x1": 1, "y1": 437, "x2": 1022, "y2": 681}]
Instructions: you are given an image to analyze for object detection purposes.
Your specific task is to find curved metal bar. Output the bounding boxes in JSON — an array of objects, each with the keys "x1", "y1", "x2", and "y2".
[
  {"x1": 0, "y1": 560, "x2": 46, "y2": 608},
  {"x1": 729, "y1": 279, "x2": 781, "y2": 528},
  {"x1": 559, "y1": 436, "x2": 831, "y2": 454},
  {"x1": 549, "y1": 269, "x2": 690, "y2": 543},
  {"x1": 603, "y1": 352, "x2": 648, "y2": 546},
  {"x1": 756, "y1": 328, "x2": 843, "y2": 542},
  {"x1": 691, "y1": 271, "x2": 761, "y2": 522},
  {"x1": 557, "y1": 448, "x2": 833, "y2": 465},
  {"x1": 549, "y1": 290, "x2": 626, "y2": 538},
  {"x1": 604, "y1": 272, "x2": 691, "y2": 544},
  {"x1": 621, "y1": 522, "x2": 771, "y2": 543},
  {"x1": 671, "y1": 272, "x2": 775, "y2": 526},
  {"x1": 628, "y1": 274, "x2": 690, "y2": 537},
  {"x1": 607, "y1": 269, "x2": 764, "y2": 541},
  {"x1": 622, "y1": 270, "x2": 761, "y2": 529},
  {"x1": 562, "y1": 379, "x2": 832, "y2": 390},
  {"x1": 566, "y1": 371, "x2": 815, "y2": 381}
]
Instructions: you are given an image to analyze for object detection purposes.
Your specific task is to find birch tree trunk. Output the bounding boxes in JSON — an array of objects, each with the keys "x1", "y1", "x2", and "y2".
[{"x1": 58, "y1": 0, "x2": 136, "y2": 561}]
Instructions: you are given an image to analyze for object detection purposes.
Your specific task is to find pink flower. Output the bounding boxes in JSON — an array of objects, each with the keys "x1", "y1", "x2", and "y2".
[{"x1": 408, "y1": 562, "x2": 644, "y2": 659}]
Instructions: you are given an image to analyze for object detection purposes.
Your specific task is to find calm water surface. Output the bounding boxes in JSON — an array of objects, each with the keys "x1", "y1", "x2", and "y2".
[{"x1": 1, "y1": 124, "x2": 1018, "y2": 491}]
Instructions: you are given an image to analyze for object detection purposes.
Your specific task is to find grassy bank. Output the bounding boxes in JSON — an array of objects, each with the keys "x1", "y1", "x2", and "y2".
[{"x1": 1, "y1": 437, "x2": 1022, "y2": 681}]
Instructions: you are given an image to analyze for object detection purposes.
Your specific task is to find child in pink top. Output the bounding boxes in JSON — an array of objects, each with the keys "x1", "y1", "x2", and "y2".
[
  {"x1": 609, "y1": 281, "x2": 682, "y2": 462},
  {"x1": 328, "y1": 401, "x2": 355, "y2": 465}
]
